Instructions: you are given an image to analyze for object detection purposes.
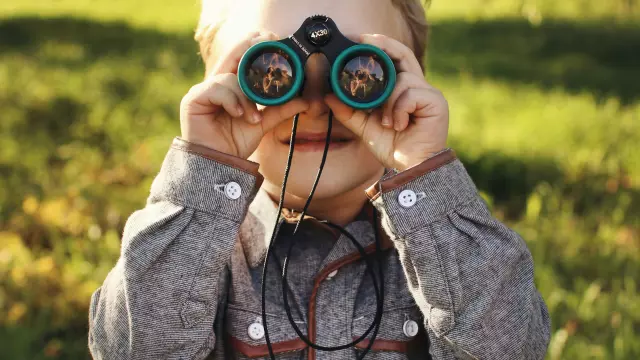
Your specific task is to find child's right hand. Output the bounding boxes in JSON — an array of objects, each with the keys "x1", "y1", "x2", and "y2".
[{"x1": 180, "y1": 31, "x2": 309, "y2": 159}]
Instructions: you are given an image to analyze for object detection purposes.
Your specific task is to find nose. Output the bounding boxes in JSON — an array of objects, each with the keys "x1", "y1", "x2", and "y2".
[{"x1": 300, "y1": 53, "x2": 331, "y2": 118}]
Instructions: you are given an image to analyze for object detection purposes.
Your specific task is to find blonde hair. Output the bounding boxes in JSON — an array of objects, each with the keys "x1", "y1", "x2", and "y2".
[{"x1": 195, "y1": 0, "x2": 430, "y2": 71}]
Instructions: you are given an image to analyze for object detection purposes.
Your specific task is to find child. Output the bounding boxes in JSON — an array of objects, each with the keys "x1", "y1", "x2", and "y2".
[{"x1": 88, "y1": 0, "x2": 551, "y2": 359}]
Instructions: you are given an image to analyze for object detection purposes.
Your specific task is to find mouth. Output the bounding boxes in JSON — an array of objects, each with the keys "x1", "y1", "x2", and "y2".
[
  {"x1": 281, "y1": 132, "x2": 353, "y2": 144},
  {"x1": 279, "y1": 132, "x2": 355, "y2": 152}
]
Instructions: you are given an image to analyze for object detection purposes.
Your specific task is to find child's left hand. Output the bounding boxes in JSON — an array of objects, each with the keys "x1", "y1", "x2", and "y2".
[{"x1": 324, "y1": 34, "x2": 449, "y2": 172}]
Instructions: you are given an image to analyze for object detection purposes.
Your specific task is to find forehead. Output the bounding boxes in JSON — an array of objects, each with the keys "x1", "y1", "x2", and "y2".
[{"x1": 211, "y1": 0, "x2": 411, "y2": 58}]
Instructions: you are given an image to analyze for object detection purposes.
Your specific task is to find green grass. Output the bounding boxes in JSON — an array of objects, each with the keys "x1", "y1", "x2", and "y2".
[
  {"x1": 0, "y1": 1, "x2": 638, "y2": 359},
  {"x1": 0, "y1": 0, "x2": 200, "y2": 32},
  {"x1": 427, "y1": 0, "x2": 640, "y2": 22}
]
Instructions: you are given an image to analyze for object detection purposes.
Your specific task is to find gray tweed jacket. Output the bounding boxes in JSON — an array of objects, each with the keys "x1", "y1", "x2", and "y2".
[{"x1": 88, "y1": 138, "x2": 550, "y2": 360}]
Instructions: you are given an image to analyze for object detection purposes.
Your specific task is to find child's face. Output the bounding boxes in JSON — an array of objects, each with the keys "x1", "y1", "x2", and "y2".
[{"x1": 210, "y1": 0, "x2": 413, "y2": 201}]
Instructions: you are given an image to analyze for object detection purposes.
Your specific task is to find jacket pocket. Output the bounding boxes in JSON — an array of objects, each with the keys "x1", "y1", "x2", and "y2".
[{"x1": 224, "y1": 306, "x2": 308, "y2": 359}]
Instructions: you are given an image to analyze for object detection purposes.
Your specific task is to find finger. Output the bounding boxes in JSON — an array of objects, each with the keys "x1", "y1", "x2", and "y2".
[
  {"x1": 323, "y1": 93, "x2": 356, "y2": 125},
  {"x1": 360, "y1": 34, "x2": 423, "y2": 77},
  {"x1": 392, "y1": 89, "x2": 413, "y2": 132},
  {"x1": 210, "y1": 31, "x2": 279, "y2": 76},
  {"x1": 324, "y1": 94, "x2": 380, "y2": 139},
  {"x1": 216, "y1": 73, "x2": 262, "y2": 124},
  {"x1": 381, "y1": 72, "x2": 429, "y2": 128},
  {"x1": 189, "y1": 77, "x2": 244, "y2": 118},
  {"x1": 392, "y1": 88, "x2": 437, "y2": 131},
  {"x1": 260, "y1": 98, "x2": 310, "y2": 133},
  {"x1": 343, "y1": 33, "x2": 361, "y2": 43}
]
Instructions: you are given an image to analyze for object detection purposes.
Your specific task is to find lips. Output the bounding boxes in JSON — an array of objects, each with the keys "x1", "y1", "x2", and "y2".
[
  {"x1": 288, "y1": 138, "x2": 351, "y2": 144},
  {"x1": 281, "y1": 132, "x2": 353, "y2": 145}
]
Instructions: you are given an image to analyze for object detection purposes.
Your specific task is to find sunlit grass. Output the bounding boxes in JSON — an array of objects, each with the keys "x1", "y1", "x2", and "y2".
[
  {"x1": 0, "y1": 1, "x2": 638, "y2": 359},
  {"x1": 427, "y1": 0, "x2": 640, "y2": 22},
  {"x1": 0, "y1": 0, "x2": 200, "y2": 32}
]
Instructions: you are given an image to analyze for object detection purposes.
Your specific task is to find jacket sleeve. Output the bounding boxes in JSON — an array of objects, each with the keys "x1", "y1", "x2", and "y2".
[
  {"x1": 367, "y1": 149, "x2": 551, "y2": 360},
  {"x1": 88, "y1": 138, "x2": 264, "y2": 360}
]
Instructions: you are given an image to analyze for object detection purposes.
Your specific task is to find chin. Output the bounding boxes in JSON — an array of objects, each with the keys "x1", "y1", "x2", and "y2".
[
  {"x1": 263, "y1": 162, "x2": 361, "y2": 198},
  {"x1": 282, "y1": 169, "x2": 361, "y2": 199}
]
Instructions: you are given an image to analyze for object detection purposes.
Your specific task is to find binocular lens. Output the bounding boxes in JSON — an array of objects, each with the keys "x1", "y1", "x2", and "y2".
[
  {"x1": 337, "y1": 53, "x2": 387, "y2": 104},
  {"x1": 244, "y1": 50, "x2": 296, "y2": 99},
  {"x1": 239, "y1": 41, "x2": 394, "y2": 109}
]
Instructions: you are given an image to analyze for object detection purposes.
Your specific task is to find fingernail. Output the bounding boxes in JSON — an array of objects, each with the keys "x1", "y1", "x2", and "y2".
[
  {"x1": 252, "y1": 112, "x2": 262, "y2": 123},
  {"x1": 394, "y1": 123, "x2": 402, "y2": 131},
  {"x1": 382, "y1": 116, "x2": 391, "y2": 127},
  {"x1": 236, "y1": 106, "x2": 244, "y2": 115}
]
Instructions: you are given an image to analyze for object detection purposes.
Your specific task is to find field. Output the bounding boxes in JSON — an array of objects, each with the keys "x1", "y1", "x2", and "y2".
[{"x1": 0, "y1": 1, "x2": 639, "y2": 359}]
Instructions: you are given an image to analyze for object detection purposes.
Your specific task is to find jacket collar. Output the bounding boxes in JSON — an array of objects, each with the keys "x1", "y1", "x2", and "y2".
[{"x1": 239, "y1": 188, "x2": 393, "y2": 269}]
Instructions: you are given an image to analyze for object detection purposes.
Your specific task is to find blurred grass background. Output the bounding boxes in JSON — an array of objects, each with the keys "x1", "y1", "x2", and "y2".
[{"x1": 0, "y1": 0, "x2": 638, "y2": 359}]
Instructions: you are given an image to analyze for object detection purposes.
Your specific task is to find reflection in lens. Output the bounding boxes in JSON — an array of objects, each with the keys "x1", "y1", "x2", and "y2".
[
  {"x1": 338, "y1": 54, "x2": 387, "y2": 103},
  {"x1": 245, "y1": 50, "x2": 295, "y2": 99}
]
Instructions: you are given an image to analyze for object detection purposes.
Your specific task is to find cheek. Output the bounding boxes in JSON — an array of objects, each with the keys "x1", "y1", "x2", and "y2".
[
  {"x1": 248, "y1": 131, "x2": 278, "y2": 164},
  {"x1": 351, "y1": 142, "x2": 385, "y2": 173}
]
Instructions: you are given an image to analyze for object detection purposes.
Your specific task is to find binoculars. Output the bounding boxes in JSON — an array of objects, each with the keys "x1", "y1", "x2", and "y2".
[{"x1": 237, "y1": 15, "x2": 396, "y2": 110}]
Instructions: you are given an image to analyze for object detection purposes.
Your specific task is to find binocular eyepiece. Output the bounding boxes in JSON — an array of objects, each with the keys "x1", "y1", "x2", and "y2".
[{"x1": 237, "y1": 15, "x2": 396, "y2": 110}]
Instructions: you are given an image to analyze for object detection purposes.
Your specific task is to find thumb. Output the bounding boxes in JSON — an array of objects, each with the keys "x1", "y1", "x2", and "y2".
[
  {"x1": 260, "y1": 98, "x2": 310, "y2": 132},
  {"x1": 324, "y1": 94, "x2": 379, "y2": 139}
]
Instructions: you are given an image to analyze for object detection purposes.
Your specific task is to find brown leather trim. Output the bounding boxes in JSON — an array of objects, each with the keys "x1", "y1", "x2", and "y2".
[
  {"x1": 229, "y1": 335, "x2": 307, "y2": 358},
  {"x1": 365, "y1": 149, "x2": 457, "y2": 201},
  {"x1": 352, "y1": 337, "x2": 409, "y2": 353},
  {"x1": 308, "y1": 238, "x2": 394, "y2": 360},
  {"x1": 171, "y1": 137, "x2": 265, "y2": 189}
]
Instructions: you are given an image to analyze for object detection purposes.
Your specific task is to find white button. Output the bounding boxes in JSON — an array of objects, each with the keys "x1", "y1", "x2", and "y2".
[
  {"x1": 326, "y1": 269, "x2": 338, "y2": 280},
  {"x1": 224, "y1": 182, "x2": 242, "y2": 200},
  {"x1": 398, "y1": 189, "x2": 417, "y2": 208},
  {"x1": 403, "y1": 319, "x2": 419, "y2": 337},
  {"x1": 247, "y1": 322, "x2": 264, "y2": 340}
]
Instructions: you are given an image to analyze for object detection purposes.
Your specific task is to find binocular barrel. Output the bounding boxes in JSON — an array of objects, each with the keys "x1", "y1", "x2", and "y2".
[{"x1": 237, "y1": 15, "x2": 396, "y2": 110}]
